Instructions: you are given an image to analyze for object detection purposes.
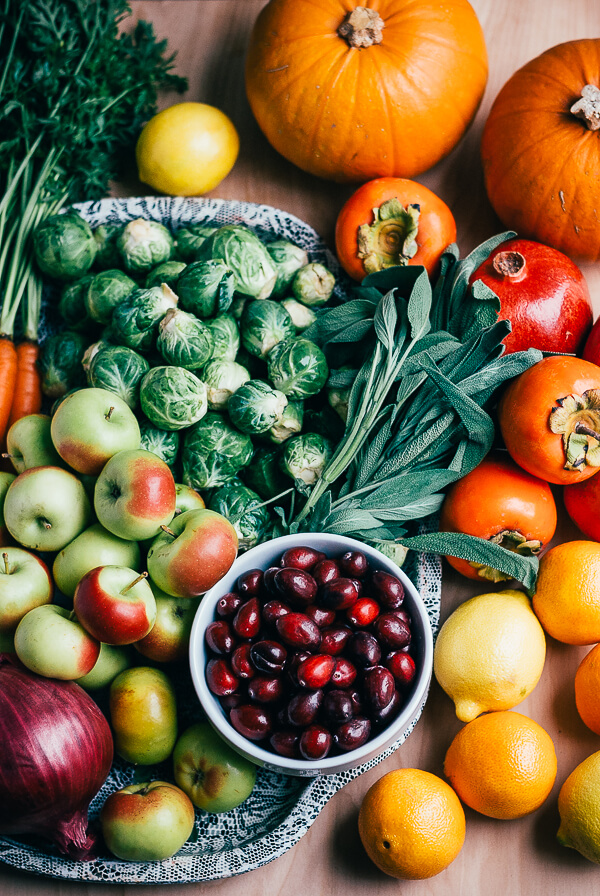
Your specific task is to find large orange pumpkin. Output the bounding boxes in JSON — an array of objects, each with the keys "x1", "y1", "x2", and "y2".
[
  {"x1": 245, "y1": 0, "x2": 488, "y2": 183},
  {"x1": 481, "y1": 39, "x2": 600, "y2": 262}
]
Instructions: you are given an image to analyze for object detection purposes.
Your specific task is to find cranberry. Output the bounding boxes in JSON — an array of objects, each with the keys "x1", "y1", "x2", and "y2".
[
  {"x1": 286, "y1": 688, "x2": 324, "y2": 726},
  {"x1": 237, "y1": 568, "x2": 264, "y2": 596},
  {"x1": 299, "y1": 724, "x2": 332, "y2": 760},
  {"x1": 262, "y1": 599, "x2": 291, "y2": 627},
  {"x1": 304, "y1": 604, "x2": 336, "y2": 628},
  {"x1": 205, "y1": 620, "x2": 236, "y2": 655},
  {"x1": 363, "y1": 665, "x2": 395, "y2": 712},
  {"x1": 372, "y1": 613, "x2": 411, "y2": 650},
  {"x1": 334, "y1": 717, "x2": 371, "y2": 752},
  {"x1": 247, "y1": 675, "x2": 284, "y2": 703},
  {"x1": 330, "y1": 657, "x2": 357, "y2": 689},
  {"x1": 339, "y1": 550, "x2": 369, "y2": 579},
  {"x1": 386, "y1": 651, "x2": 417, "y2": 687},
  {"x1": 280, "y1": 546, "x2": 327, "y2": 570},
  {"x1": 232, "y1": 597, "x2": 261, "y2": 639},
  {"x1": 215, "y1": 592, "x2": 242, "y2": 619},
  {"x1": 270, "y1": 729, "x2": 300, "y2": 758},
  {"x1": 231, "y1": 643, "x2": 255, "y2": 679},
  {"x1": 322, "y1": 689, "x2": 354, "y2": 725},
  {"x1": 229, "y1": 704, "x2": 273, "y2": 740},
  {"x1": 347, "y1": 631, "x2": 381, "y2": 668},
  {"x1": 273, "y1": 568, "x2": 318, "y2": 607},
  {"x1": 250, "y1": 639, "x2": 287, "y2": 673},
  {"x1": 370, "y1": 570, "x2": 405, "y2": 609},
  {"x1": 319, "y1": 577, "x2": 360, "y2": 610},
  {"x1": 372, "y1": 689, "x2": 402, "y2": 727},
  {"x1": 276, "y1": 612, "x2": 321, "y2": 650},
  {"x1": 206, "y1": 658, "x2": 239, "y2": 696},
  {"x1": 285, "y1": 650, "x2": 312, "y2": 687},
  {"x1": 263, "y1": 566, "x2": 280, "y2": 595},
  {"x1": 312, "y1": 559, "x2": 340, "y2": 586},
  {"x1": 346, "y1": 597, "x2": 380, "y2": 627},
  {"x1": 296, "y1": 654, "x2": 335, "y2": 689},
  {"x1": 319, "y1": 625, "x2": 352, "y2": 656}
]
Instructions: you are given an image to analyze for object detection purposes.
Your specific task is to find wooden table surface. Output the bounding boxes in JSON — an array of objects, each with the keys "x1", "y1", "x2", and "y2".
[{"x1": 3, "y1": 1, "x2": 600, "y2": 893}]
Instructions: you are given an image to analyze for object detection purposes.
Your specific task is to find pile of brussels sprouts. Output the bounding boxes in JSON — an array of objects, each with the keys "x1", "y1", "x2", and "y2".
[{"x1": 34, "y1": 210, "x2": 346, "y2": 549}]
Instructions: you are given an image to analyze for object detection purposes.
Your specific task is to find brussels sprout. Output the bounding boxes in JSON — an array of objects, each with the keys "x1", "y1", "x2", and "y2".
[
  {"x1": 33, "y1": 211, "x2": 97, "y2": 281},
  {"x1": 92, "y1": 222, "x2": 123, "y2": 269},
  {"x1": 266, "y1": 400, "x2": 304, "y2": 444},
  {"x1": 57, "y1": 275, "x2": 97, "y2": 333},
  {"x1": 117, "y1": 218, "x2": 174, "y2": 273},
  {"x1": 198, "y1": 225, "x2": 277, "y2": 299},
  {"x1": 85, "y1": 269, "x2": 137, "y2": 324},
  {"x1": 111, "y1": 284, "x2": 178, "y2": 352},
  {"x1": 182, "y1": 412, "x2": 253, "y2": 490},
  {"x1": 140, "y1": 366, "x2": 208, "y2": 431},
  {"x1": 175, "y1": 224, "x2": 218, "y2": 262},
  {"x1": 209, "y1": 483, "x2": 270, "y2": 551},
  {"x1": 242, "y1": 446, "x2": 289, "y2": 501},
  {"x1": 328, "y1": 385, "x2": 350, "y2": 422},
  {"x1": 281, "y1": 298, "x2": 317, "y2": 332},
  {"x1": 144, "y1": 260, "x2": 187, "y2": 290},
  {"x1": 177, "y1": 259, "x2": 235, "y2": 319},
  {"x1": 240, "y1": 299, "x2": 295, "y2": 360},
  {"x1": 292, "y1": 262, "x2": 335, "y2": 307},
  {"x1": 267, "y1": 337, "x2": 329, "y2": 399},
  {"x1": 228, "y1": 379, "x2": 288, "y2": 435},
  {"x1": 156, "y1": 308, "x2": 214, "y2": 369},
  {"x1": 206, "y1": 313, "x2": 240, "y2": 361},
  {"x1": 202, "y1": 359, "x2": 250, "y2": 410},
  {"x1": 38, "y1": 330, "x2": 88, "y2": 399},
  {"x1": 138, "y1": 418, "x2": 180, "y2": 471},
  {"x1": 267, "y1": 239, "x2": 310, "y2": 298},
  {"x1": 281, "y1": 432, "x2": 333, "y2": 486},
  {"x1": 87, "y1": 345, "x2": 150, "y2": 409}
]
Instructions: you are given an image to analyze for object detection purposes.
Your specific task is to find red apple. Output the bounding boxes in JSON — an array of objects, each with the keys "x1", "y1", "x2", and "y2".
[
  {"x1": 469, "y1": 238, "x2": 593, "y2": 355},
  {"x1": 147, "y1": 509, "x2": 238, "y2": 598},
  {"x1": 583, "y1": 318, "x2": 600, "y2": 366},
  {"x1": 100, "y1": 780, "x2": 195, "y2": 861},
  {"x1": 94, "y1": 448, "x2": 177, "y2": 541},
  {"x1": 74, "y1": 565, "x2": 157, "y2": 645},
  {"x1": 134, "y1": 586, "x2": 200, "y2": 663}
]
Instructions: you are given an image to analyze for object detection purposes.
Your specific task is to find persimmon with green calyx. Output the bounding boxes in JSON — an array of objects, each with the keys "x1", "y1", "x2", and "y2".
[
  {"x1": 497, "y1": 355, "x2": 600, "y2": 486},
  {"x1": 335, "y1": 177, "x2": 457, "y2": 281},
  {"x1": 469, "y1": 238, "x2": 593, "y2": 356},
  {"x1": 439, "y1": 453, "x2": 557, "y2": 582}
]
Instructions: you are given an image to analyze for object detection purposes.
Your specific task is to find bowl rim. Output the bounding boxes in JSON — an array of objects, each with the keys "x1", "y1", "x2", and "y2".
[{"x1": 189, "y1": 533, "x2": 434, "y2": 775}]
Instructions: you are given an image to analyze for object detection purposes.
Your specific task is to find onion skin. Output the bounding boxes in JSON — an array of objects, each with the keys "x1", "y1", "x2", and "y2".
[{"x1": 0, "y1": 653, "x2": 114, "y2": 860}]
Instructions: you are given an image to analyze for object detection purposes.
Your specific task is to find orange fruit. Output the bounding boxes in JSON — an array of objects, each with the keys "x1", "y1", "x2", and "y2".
[
  {"x1": 358, "y1": 768, "x2": 465, "y2": 880},
  {"x1": 532, "y1": 540, "x2": 600, "y2": 645},
  {"x1": 444, "y1": 711, "x2": 557, "y2": 820},
  {"x1": 575, "y1": 644, "x2": 600, "y2": 735}
]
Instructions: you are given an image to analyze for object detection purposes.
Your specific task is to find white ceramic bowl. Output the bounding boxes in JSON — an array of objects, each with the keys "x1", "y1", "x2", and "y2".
[{"x1": 189, "y1": 533, "x2": 433, "y2": 777}]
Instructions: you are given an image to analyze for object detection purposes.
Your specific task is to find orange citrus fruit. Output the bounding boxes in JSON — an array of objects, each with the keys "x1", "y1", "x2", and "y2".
[
  {"x1": 444, "y1": 711, "x2": 557, "y2": 820},
  {"x1": 575, "y1": 644, "x2": 600, "y2": 735},
  {"x1": 358, "y1": 768, "x2": 465, "y2": 880},
  {"x1": 532, "y1": 540, "x2": 600, "y2": 645},
  {"x1": 557, "y1": 751, "x2": 600, "y2": 864}
]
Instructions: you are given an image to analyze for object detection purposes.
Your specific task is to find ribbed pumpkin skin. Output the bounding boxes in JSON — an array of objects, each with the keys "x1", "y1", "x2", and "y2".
[
  {"x1": 481, "y1": 39, "x2": 600, "y2": 262},
  {"x1": 245, "y1": 0, "x2": 488, "y2": 183}
]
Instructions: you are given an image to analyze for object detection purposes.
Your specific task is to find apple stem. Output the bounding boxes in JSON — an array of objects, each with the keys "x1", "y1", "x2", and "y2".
[
  {"x1": 1, "y1": 553, "x2": 10, "y2": 575},
  {"x1": 160, "y1": 525, "x2": 176, "y2": 538},
  {"x1": 105, "y1": 406, "x2": 115, "y2": 421},
  {"x1": 121, "y1": 571, "x2": 149, "y2": 594}
]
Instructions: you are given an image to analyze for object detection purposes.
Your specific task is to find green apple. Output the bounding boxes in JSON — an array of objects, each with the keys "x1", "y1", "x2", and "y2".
[
  {"x1": 53, "y1": 522, "x2": 142, "y2": 598},
  {"x1": 14, "y1": 604, "x2": 100, "y2": 679},
  {"x1": 76, "y1": 642, "x2": 134, "y2": 691},
  {"x1": 147, "y1": 509, "x2": 238, "y2": 598},
  {"x1": 174, "y1": 483, "x2": 205, "y2": 516},
  {"x1": 5, "y1": 414, "x2": 63, "y2": 473},
  {"x1": 173, "y1": 722, "x2": 257, "y2": 813},
  {"x1": 51, "y1": 387, "x2": 141, "y2": 475},
  {"x1": 0, "y1": 471, "x2": 16, "y2": 545},
  {"x1": 109, "y1": 666, "x2": 178, "y2": 765},
  {"x1": 100, "y1": 781, "x2": 195, "y2": 861},
  {"x1": 94, "y1": 448, "x2": 176, "y2": 541},
  {"x1": 134, "y1": 587, "x2": 200, "y2": 663},
  {"x1": 0, "y1": 547, "x2": 53, "y2": 631},
  {"x1": 3, "y1": 465, "x2": 93, "y2": 552}
]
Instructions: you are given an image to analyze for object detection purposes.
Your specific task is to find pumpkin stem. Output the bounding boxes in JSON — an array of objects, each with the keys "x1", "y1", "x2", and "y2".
[
  {"x1": 493, "y1": 250, "x2": 527, "y2": 280},
  {"x1": 357, "y1": 199, "x2": 420, "y2": 274},
  {"x1": 548, "y1": 389, "x2": 600, "y2": 471},
  {"x1": 338, "y1": 7, "x2": 384, "y2": 48},
  {"x1": 469, "y1": 529, "x2": 544, "y2": 582},
  {"x1": 570, "y1": 84, "x2": 600, "y2": 131}
]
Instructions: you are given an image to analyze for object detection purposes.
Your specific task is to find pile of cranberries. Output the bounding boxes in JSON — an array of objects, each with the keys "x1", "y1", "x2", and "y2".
[{"x1": 203, "y1": 545, "x2": 419, "y2": 762}]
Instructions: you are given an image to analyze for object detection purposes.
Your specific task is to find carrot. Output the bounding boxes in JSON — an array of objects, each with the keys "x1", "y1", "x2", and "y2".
[
  {"x1": 0, "y1": 336, "x2": 18, "y2": 443},
  {"x1": 8, "y1": 339, "x2": 42, "y2": 427}
]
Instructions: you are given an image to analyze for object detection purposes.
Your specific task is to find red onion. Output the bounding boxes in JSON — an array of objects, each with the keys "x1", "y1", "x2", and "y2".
[{"x1": 0, "y1": 653, "x2": 113, "y2": 860}]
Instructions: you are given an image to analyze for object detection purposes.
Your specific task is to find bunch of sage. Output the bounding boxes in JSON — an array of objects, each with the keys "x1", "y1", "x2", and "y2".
[{"x1": 277, "y1": 233, "x2": 542, "y2": 594}]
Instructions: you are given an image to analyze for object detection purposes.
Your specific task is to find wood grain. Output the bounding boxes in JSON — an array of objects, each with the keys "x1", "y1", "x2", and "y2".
[{"x1": 3, "y1": 2, "x2": 600, "y2": 894}]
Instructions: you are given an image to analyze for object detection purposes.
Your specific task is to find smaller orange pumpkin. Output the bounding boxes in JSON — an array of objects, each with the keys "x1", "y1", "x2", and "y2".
[
  {"x1": 481, "y1": 39, "x2": 600, "y2": 262},
  {"x1": 335, "y1": 177, "x2": 457, "y2": 281},
  {"x1": 497, "y1": 355, "x2": 600, "y2": 486},
  {"x1": 438, "y1": 453, "x2": 557, "y2": 582}
]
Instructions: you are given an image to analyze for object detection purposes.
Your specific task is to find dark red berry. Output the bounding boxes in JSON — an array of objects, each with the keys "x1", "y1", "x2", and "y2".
[
  {"x1": 237, "y1": 568, "x2": 264, "y2": 596},
  {"x1": 215, "y1": 592, "x2": 242, "y2": 619},
  {"x1": 386, "y1": 651, "x2": 417, "y2": 687},
  {"x1": 247, "y1": 675, "x2": 284, "y2": 703},
  {"x1": 273, "y1": 568, "x2": 318, "y2": 607},
  {"x1": 330, "y1": 657, "x2": 357, "y2": 689},
  {"x1": 270, "y1": 729, "x2": 300, "y2": 758},
  {"x1": 372, "y1": 613, "x2": 411, "y2": 650},
  {"x1": 363, "y1": 665, "x2": 395, "y2": 712},
  {"x1": 232, "y1": 597, "x2": 261, "y2": 639},
  {"x1": 370, "y1": 570, "x2": 405, "y2": 609},
  {"x1": 319, "y1": 625, "x2": 352, "y2": 656},
  {"x1": 280, "y1": 546, "x2": 327, "y2": 570},
  {"x1": 346, "y1": 597, "x2": 380, "y2": 628},
  {"x1": 334, "y1": 717, "x2": 371, "y2": 752},
  {"x1": 312, "y1": 559, "x2": 340, "y2": 586},
  {"x1": 231, "y1": 643, "x2": 255, "y2": 679},
  {"x1": 206, "y1": 658, "x2": 239, "y2": 696},
  {"x1": 276, "y1": 612, "x2": 321, "y2": 650},
  {"x1": 299, "y1": 724, "x2": 332, "y2": 760},
  {"x1": 296, "y1": 654, "x2": 335, "y2": 689},
  {"x1": 205, "y1": 620, "x2": 236, "y2": 655},
  {"x1": 319, "y1": 577, "x2": 360, "y2": 610},
  {"x1": 229, "y1": 704, "x2": 273, "y2": 740},
  {"x1": 339, "y1": 550, "x2": 369, "y2": 579},
  {"x1": 286, "y1": 689, "x2": 324, "y2": 726}
]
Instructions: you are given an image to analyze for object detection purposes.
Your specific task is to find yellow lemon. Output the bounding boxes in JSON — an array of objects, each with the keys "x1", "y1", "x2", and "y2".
[
  {"x1": 136, "y1": 102, "x2": 239, "y2": 196},
  {"x1": 433, "y1": 589, "x2": 546, "y2": 722},
  {"x1": 557, "y1": 751, "x2": 600, "y2": 864},
  {"x1": 358, "y1": 768, "x2": 465, "y2": 880}
]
